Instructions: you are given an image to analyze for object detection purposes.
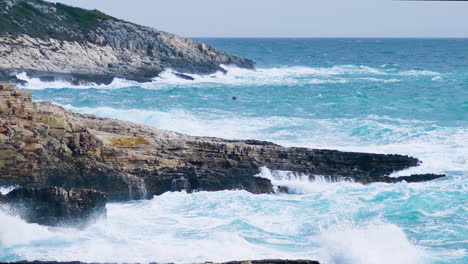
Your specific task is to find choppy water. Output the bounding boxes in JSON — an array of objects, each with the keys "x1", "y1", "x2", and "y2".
[{"x1": 1, "y1": 38, "x2": 467, "y2": 264}]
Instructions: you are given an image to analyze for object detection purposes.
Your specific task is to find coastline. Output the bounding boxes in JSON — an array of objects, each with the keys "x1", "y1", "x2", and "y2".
[{"x1": 1, "y1": 1, "x2": 465, "y2": 263}]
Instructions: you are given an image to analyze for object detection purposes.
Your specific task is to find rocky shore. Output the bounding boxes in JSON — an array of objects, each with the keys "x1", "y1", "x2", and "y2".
[
  {"x1": 0, "y1": 82, "x2": 445, "y2": 203},
  {"x1": 0, "y1": 0, "x2": 255, "y2": 84}
]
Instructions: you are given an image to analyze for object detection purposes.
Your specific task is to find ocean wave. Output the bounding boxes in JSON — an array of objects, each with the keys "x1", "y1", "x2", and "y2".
[
  {"x1": 16, "y1": 73, "x2": 142, "y2": 90},
  {"x1": 317, "y1": 220, "x2": 425, "y2": 264},
  {"x1": 356, "y1": 77, "x2": 400, "y2": 83},
  {"x1": 399, "y1": 70, "x2": 441, "y2": 76},
  {"x1": 255, "y1": 167, "x2": 358, "y2": 195},
  {"x1": 3, "y1": 177, "x2": 466, "y2": 263},
  {"x1": 15, "y1": 64, "x2": 444, "y2": 90}
]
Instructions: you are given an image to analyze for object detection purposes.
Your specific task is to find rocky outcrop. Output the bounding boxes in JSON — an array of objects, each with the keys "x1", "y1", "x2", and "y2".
[
  {"x1": 356, "y1": 173, "x2": 446, "y2": 184},
  {"x1": 0, "y1": 186, "x2": 107, "y2": 226},
  {"x1": 0, "y1": 82, "x2": 441, "y2": 201},
  {"x1": 0, "y1": 0, "x2": 255, "y2": 84},
  {"x1": 10, "y1": 260, "x2": 320, "y2": 264}
]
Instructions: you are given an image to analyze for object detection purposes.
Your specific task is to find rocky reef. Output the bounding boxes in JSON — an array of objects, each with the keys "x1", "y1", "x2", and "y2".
[
  {"x1": 0, "y1": 0, "x2": 255, "y2": 84},
  {"x1": 0, "y1": 186, "x2": 107, "y2": 226},
  {"x1": 0, "y1": 82, "x2": 444, "y2": 203}
]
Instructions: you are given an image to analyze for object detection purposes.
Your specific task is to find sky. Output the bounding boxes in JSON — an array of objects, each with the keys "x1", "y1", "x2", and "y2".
[{"x1": 48, "y1": 0, "x2": 468, "y2": 38}]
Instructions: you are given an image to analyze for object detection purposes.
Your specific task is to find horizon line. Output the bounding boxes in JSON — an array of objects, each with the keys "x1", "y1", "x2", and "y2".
[{"x1": 188, "y1": 36, "x2": 468, "y2": 39}]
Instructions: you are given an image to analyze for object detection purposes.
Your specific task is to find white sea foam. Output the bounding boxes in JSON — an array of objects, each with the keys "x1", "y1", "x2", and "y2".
[
  {"x1": 399, "y1": 70, "x2": 441, "y2": 76},
  {"x1": 3, "y1": 180, "x2": 458, "y2": 264},
  {"x1": 0, "y1": 209, "x2": 58, "y2": 248},
  {"x1": 0, "y1": 186, "x2": 16, "y2": 195},
  {"x1": 15, "y1": 64, "x2": 442, "y2": 90},
  {"x1": 317, "y1": 220, "x2": 424, "y2": 264},
  {"x1": 1, "y1": 159, "x2": 465, "y2": 263},
  {"x1": 255, "y1": 167, "x2": 357, "y2": 195},
  {"x1": 16, "y1": 72, "x2": 140, "y2": 90},
  {"x1": 356, "y1": 77, "x2": 400, "y2": 83}
]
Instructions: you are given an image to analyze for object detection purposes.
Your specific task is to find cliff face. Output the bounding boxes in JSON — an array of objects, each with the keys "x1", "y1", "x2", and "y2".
[
  {"x1": 0, "y1": 82, "x2": 437, "y2": 201},
  {"x1": 0, "y1": 0, "x2": 255, "y2": 84}
]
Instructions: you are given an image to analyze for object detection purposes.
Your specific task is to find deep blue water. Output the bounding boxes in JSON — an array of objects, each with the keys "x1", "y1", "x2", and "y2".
[{"x1": 1, "y1": 38, "x2": 467, "y2": 264}]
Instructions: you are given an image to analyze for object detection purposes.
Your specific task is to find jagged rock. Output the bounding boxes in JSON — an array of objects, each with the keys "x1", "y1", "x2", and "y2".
[
  {"x1": 0, "y1": 0, "x2": 255, "y2": 84},
  {"x1": 276, "y1": 186, "x2": 290, "y2": 193},
  {"x1": 174, "y1": 73, "x2": 196, "y2": 81},
  {"x1": 0, "y1": 82, "x2": 437, "y2": 201},
  {"x1": 1, "y1": 186, "x2": 107, "y2": 226},
  {"x1": 357, "y1": 173, "x2": 446, "y2": 184}
]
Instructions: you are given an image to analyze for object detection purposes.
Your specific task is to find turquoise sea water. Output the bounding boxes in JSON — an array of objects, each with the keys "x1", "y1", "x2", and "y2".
[{"x1": 1, "y1": 38, "x2": 467, "y2": 264}]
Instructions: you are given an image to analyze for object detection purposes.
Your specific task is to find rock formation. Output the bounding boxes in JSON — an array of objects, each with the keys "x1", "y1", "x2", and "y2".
[
  {"x1": 0, "y1": 82, "x2": 443, "y2": 201},
  {"x1": 0, "y1": 186, "x2": 107, "y2": 226},
  {"x1": 356, "y1": 173, "x2": 445, "y2": 184},
  {"x1": 0, "y1": 0, "x2": 255, "y2": 84}
]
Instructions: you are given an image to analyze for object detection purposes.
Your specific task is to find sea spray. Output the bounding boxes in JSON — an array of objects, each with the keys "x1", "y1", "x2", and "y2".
[
  {"x1": 255, "y1": 166, "x2": 355, "y2": 194},
  {"x1": 4, "y1": 181, "x2": 464, "y2": 263},
  {"x1": 317, "y1": 219, "x2": 424, "y2": 264}
]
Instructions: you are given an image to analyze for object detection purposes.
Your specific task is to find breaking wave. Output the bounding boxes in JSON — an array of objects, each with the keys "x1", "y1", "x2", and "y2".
[
  {"x1": 3, "y1": 176, "x2": 465, "y2": 264},
  {"x1": 16, "y1": 65, "x2": 443, "y2": 90}
]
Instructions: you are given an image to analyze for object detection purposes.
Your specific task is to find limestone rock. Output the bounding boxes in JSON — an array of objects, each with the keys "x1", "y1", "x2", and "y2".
[{"x1": 0, "y1": 0, "x2": 255, "y2": 84}]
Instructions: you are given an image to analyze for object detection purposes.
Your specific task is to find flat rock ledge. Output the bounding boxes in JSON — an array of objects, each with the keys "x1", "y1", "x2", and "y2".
[
  {"x1": 10, "y1": 260, "x2": 320, "y2": 264},
  {"x1": 0, "y1": 82, "x2": 445, "y2": 202},
  {"x1": 0, "y1": 186, "x2": 107, "y2": 226},
  {"x1": 357, "y1": 173, "x2": 445, "y2": 184}
]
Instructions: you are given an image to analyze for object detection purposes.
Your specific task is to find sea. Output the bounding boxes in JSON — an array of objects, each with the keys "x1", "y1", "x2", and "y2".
[{"x1": 1, "y1": 38, "x2": 467, "y2": 264}]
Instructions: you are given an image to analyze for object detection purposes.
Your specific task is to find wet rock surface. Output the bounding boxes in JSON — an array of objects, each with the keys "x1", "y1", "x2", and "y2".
[
  {"x1": 0, "y1": 0, "x2": 255, "y2": 84},
  {"x1": 0, "y1": 186, "x2": 107, "y2": 226},
  {"x1": 0, "y1": 82, "x2": 440, "y2": 201},
  {"x1": 357, "y1": 173, "x2": 446, "y2": 184}
]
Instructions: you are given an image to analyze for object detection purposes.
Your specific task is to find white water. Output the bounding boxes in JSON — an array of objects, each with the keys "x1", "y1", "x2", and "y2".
[
  {"x1": 0, "y1": 186, "x2": 16, "y2": 195},
  {"x1": 16, "y1": 65, "x2": 443, "y2": 90},
  {"x1": 0, "y1": 187, "x2": 434, "y2": 264}
]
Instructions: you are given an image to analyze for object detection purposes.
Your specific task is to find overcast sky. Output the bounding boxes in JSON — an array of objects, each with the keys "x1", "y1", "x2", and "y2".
[{"x1": 49, "y1": 0, "x2": 468, "y2": 38}]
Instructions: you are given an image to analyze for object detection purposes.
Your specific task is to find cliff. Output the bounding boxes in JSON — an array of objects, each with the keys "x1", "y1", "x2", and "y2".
[
  {"x1": 0, "y1": 0, "x2": 255, "y2": 84},
  {"x1": 0, "y1": 82, "x2": 444, "y2": 201}
]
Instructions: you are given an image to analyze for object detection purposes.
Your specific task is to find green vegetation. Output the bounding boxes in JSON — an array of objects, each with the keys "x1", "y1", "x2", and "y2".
[
  {"x1": 55, "y1": 3, "x2": 111, "y2": 28},
  {"x1": 0, "y1": 17, "x2": 11, "y2": 26},
  {"x1": 0, "y1": 0, "x2": 116, "y2": 39}
]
